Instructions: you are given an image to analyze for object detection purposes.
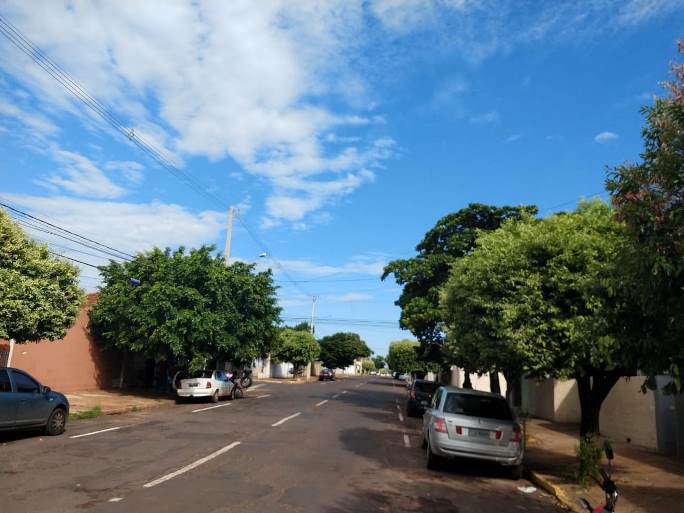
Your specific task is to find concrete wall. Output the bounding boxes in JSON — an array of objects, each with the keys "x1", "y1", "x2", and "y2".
[
  {"x1": 8, "y1": 294, "x2": 116, "y2": 392},
  {"x1": 450, "y1": 367, "x2": 508, "y2": 397},
  {"x1": 601, "y1": 377, "x2": 657, "y2": 449}
]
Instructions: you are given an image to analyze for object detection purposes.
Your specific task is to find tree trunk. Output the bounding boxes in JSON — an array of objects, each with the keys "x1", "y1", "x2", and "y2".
[
  {"x1": 463, "y1": 371, "x2": 473, "y2": 389},
  {"x1": 576, "y1": 371, "x2": 622, "y2": 437},
  {"x1": 489, "y1": 372, "x2": 501, "y2": 395}
]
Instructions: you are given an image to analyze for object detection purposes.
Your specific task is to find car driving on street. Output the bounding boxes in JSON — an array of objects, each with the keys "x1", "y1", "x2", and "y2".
[
  {"x1": 318, "y1": 368, "x2": 336, "y2": 381},
  {"x1": 173, "y1": 369, "x2": 234, "y2": 403},
  {"x1": 0, "y1": 367, "x2": 69, "y2": 436},
  {"x1": 405, "y1": 379, "x2": 440, "y2": 417},
  {"x1": 423, "y1": 386, "x2": 523, "y2": 478}
]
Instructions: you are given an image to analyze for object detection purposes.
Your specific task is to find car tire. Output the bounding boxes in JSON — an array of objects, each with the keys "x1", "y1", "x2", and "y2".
[
  {"x1": 211, "y1": 390, "x2": 219, "y2": 403},
  {"x1": 45, "y1": 407, "x2": 67, "y2": 436},
  {"x1": 426, "y1": 436, "x2": 441, "y2": 470},
  {"x1": 232, "y1": 387, "x2": 244, "y2": 399},
  {"x1": 508, "y1": 464, "x2": 523, "y2": 480}
]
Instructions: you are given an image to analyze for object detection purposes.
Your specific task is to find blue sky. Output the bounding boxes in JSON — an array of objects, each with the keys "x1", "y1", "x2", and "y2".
[{"x1": 0, "y1": 1, "x2": 682, "y2": 356}]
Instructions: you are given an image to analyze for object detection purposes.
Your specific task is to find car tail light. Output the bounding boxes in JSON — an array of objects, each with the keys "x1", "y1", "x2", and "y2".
[
  {"x1": 495, "y1": 430, "x2": 502, "y2": 440},
  {"x1": 206, "y1": 381, "x2": 212, "y2": 389},
  {"x1": 410, "y1": 389, "x2": 416, "y2": 400},
  {"x1": 433, "y1": 417, "x2": 448, "y2": 433},
  {"x1": 511, "y1": 425, "x2": 522, "y2": 443},
  {"x1": 455, "y1": 425, "x2": 463, "y2": 435}
]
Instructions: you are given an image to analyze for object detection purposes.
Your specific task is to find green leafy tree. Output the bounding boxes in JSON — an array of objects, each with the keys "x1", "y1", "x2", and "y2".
[
  {"x1": 290, "y1": 321, "x2": 311, "y2": 332},
  {"x1": 89, "y1": 246, "x2": 280, "y2": 371},
  {"x1": 0, "y1": 209, "x2": 84, "y2": 342},
  {"x1": 372, "y1": 355, "x2": 386, "y2": 369},
  {"x1": 442, "y1": 201, "x2": 633, "y2": 436},
  {"x1": 606, "y1": 43, "x2": 684, "y2": 392},
  {"x1": 318, "y1": 332, "x2": 371, "y2": 369},
  {"x1": 272, "y1": 328, "x2": 320, "y2": 375},
  {"x1": 361, "y1": 360, "x2": 377, "y2": 374},
  {"x1": 387, "y1": 339, "x2": 420, "y2": 374},
  {"x1": 382, "y1": 204, "x2": 537, "y2": 368}
]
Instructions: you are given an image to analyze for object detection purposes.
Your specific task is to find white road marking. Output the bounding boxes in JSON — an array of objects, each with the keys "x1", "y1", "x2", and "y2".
[
  {"x1": 342, "y1": 390, "x2": 348, "y2": 394},
  {"x1": 70, "y1": 427, "x2": 121, "y2": 439},
  {"x1": 143, "y1": 441, "x2": 241, "y2": 488},
  {"x1": 355, "y1": 383, "x2": 363, "y2": 388},
  {"x1": 396, "y1": 404, "x2": 400, "y2": 411},
  {"x1": 256, "y1": 394, "x2": 271, "y2": 399},
  {"x1": 108, "y1": 498, "x2": 124, "y2": 503},
  {"x1": 398, "y1": 412, "x2": 404, "y2": 422},
  {"x1": 250, "y1": 383, "x2": 265, "y2": 390},
  {"x1": 332, "y1": 393, "x2": 340, "y2": 399},
  {"x1": 315, "y1": 399, "x2": 329, "y2": 407},
  {"x1": 403, "y1": 434, "x2": 411, "y2": 448},
  {"x1": 192, "y1": 402, "x2": 232, "y2": 413},
  {"x1": 271, "y1": 412, "x2": 301, "y2": 427}
]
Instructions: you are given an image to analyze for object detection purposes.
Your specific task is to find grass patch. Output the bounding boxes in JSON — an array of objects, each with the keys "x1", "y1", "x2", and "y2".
[{"x1": 69, "y1": 406, "x2": 102, "y2": 420}]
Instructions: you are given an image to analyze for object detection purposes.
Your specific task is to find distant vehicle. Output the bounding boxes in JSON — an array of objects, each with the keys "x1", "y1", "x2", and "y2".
[
  {"x1": 0, "y1": 367, "x2": 69, "y2": 436},
  {"x1": 406, "y1": 379, "x2": 440, "y2": 417},
  {"x1": 398, "y1": 373, "x2": 411, "y2": 381},
  {"x1": 422, "y1": 386, "x2": 523, "y2": 479},
  {"x1": 173, "y1": 370, "x2": 234, "y2": 403},
  {"x1": 319, "y1": 368, "x2": 335, "y2": 381}
]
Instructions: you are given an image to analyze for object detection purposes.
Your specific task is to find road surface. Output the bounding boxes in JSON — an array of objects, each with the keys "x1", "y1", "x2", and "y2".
[{"x1": 1, "y1": 376, "x2": 564, "y2": 512}]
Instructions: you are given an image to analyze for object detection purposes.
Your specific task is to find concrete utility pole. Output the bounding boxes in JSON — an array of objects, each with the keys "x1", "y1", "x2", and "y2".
[
  {"x1": 310, "y1": 296, "x2": 318, "y2": 335},
  {"x1": 224, "y1": 206, "x2": 237, "y2": 265}
]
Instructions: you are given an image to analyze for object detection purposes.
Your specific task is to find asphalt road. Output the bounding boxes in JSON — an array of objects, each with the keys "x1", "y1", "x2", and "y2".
[{"x1": 1, "y1": 377, "x2": 565, "y2": 513}]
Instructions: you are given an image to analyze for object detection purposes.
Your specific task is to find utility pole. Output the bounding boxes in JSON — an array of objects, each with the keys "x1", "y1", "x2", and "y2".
[
  {"x1": 310, "y1": 296, "x2": 318, "y2": 335},
  {"x1": 224, "y1": 206, "x2": 236, "y2": 265}
]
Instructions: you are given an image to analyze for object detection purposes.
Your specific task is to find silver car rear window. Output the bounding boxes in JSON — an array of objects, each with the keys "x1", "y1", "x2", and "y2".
[{"x1": 443, "y1": 393, "x2": 512, "y2": 421}]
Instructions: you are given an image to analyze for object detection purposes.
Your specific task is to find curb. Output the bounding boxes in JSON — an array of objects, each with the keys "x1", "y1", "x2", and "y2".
[
  {"x1": 526, "y1": 468, "x2": 584, "y2": 513},
  {"x1": 70, "y1": 400, "x2": 173, "y2": 418}
]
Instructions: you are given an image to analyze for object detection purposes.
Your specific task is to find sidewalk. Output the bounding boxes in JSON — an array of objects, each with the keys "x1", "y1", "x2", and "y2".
[
  {"x1": 66, "y1": 389, "x2": 175, "y2": 415},
  {"x1": 525, "y1": 418, "x2": 684, "y2": 513}
]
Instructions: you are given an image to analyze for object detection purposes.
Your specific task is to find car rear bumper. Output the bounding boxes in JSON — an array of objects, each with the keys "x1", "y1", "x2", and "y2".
[
  {"x1": 177, "y1": 388, "x2": 214, "y2": 398},
  {"x1": 431, "y1": 435, "x2": 523, "y2": 466}
]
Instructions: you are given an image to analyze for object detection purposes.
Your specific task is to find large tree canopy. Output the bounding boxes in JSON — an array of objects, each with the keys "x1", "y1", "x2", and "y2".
[
  {"x1": 387, "y1": 339, "x2": 421, "y2": 374},
  {"x1": 606, "y1": 43, "x2": 684, "y2": 392},
  {"x1": 0, "y1": 209, "x2": 84, "y2": 342},
  {"x1": 442, "y1": 200, "x2": 634, "y2": 436},
  {"x1": 318, "y1": 332, "x2": 371, "y2": 370},
  {"x1": 271, "y1": 328, "x2": 320, "y2": 371},
  {"x1": 89, "y1": 246, "x2": 280, "y2": 370},
  {"x1": 382, "y1": 203, "x2": 537, "y2": 364}
]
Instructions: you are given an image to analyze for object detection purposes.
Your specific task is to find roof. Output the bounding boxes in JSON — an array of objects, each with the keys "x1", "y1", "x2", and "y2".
[{"x1": 437, "y1": 385, "x2": 506, "y2": 399}]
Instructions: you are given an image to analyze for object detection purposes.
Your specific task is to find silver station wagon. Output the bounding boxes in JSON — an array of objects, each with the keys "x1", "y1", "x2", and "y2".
[{"x1": 422, "y1": 386, "x2": 524, "y2": 478}]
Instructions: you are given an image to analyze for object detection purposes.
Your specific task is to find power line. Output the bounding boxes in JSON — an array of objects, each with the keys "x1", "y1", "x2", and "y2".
[
  {"x1": 47, "y1": 251, "x2": 100, "y2": 269},
  {"x1": 275, "y1": 277, "x2": 382, "y2": 283}
]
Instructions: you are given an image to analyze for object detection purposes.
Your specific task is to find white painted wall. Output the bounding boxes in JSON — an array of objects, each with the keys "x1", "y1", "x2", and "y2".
[{"x1": 450, "y1": 367, "x2": 507, "y2": 397}]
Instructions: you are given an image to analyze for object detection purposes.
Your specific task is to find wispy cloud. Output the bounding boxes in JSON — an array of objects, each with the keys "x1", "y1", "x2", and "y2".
[
  {"x1": 505, "y1": 133, "x2": 523, "y2": 143},
  {"x1": 594, "y1": 131, "x2": 619, "y2": 143},
  {"x1": 326, "y1": 292, "x2": 373, "y2": 302},
  {"x1": 469, "y1": 110, "x2": 499, "y2": 125}
]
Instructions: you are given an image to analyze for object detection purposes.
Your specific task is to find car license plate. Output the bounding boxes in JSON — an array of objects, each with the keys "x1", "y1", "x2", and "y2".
[
  {"x1": 189, "y1": 383, "x2": 198, "y2": 387},
  {"x1": 468, "y1": 428, "x2": 491, "y2": 439}
]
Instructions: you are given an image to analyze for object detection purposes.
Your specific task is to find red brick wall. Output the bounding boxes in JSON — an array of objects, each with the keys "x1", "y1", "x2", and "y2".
[{"x1": 9, "y1": 294, "x2": 116, "y2": 392}]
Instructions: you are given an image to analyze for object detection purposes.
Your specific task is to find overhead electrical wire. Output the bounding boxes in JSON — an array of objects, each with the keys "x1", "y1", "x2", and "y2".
[
  {"x1": 0, "y1": 16, "x2": 317, "y2": 299},
  {"x1": 47, "y1": 251, "x2": 100, "y2": 269}
]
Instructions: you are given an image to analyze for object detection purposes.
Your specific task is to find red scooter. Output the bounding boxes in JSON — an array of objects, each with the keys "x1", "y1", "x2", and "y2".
[{"x1": 578, "y1": 440, "x2": 618, "y2": 513}]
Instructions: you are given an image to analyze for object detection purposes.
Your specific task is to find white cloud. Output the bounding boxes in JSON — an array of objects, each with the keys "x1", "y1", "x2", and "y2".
[
  {"x1": 594, "y1": 131, "x2": 619, "y2": 143},
  {"x1": 104, "y1": 160, "x2": 144, "y2": 184},
  {"x1": 635, "y1": 91, "x2": 654, "y2": 102},
  {"x1": 0, "y1": 96, "x2": 58, "y2": 138},
  {"x1": 259, "y1": 256, "x2": 386, "y2": 278},
  {"x1": 326, "y1": 292, "x2": 373, "y2": 302},
  {"x1": 4, "y1": 194, "x2": 225, "y2": 256},
  {"x1": 504, "y1": 133, "x2": 523, "y2": 143},
  {"x1": 469, "y1": 111, "x2": 499, "y2": 125}
]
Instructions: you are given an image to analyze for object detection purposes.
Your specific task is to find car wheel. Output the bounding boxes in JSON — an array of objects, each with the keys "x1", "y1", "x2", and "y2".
[
  {"x1": 426, "y1": 436, "x2": 441, "y2": 470},
  {"x1": 211, "y1": 390, "x2": 219, "y2": 403},
  {"x1": 508, "y1": 464, "x2": 523, "y2": 480},
  {"x1": 45, "y1": 407, "x2": 67, "y2": 436},
  {"x1": 232, "y1": 387, "x2": 244, "y2": 399}
]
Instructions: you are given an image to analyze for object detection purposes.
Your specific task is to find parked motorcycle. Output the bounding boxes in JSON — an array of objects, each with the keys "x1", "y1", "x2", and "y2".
[
  {"x1": 239, "y1": 368, "x2": 253, "y2": 389},
  {"x1": 578, "y1": 440, "x2": 618, "y2": 513}
]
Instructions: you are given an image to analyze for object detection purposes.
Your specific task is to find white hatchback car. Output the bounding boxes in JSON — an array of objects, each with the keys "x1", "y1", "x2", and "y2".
[{"x1": 173, "y1": 370, "x2": 233, "y2": 403}]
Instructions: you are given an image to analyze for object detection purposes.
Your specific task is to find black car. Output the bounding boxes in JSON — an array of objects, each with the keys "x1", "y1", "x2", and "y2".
[
  {"x1": 406, "y1": 379, "x2": 440, "y2": 417},
  {"x1": 319, "y1": 368, "x2": 336, "y2": 381},
  {"x1": 0, "y1": 367, "x2": 70, "y2": 436}
]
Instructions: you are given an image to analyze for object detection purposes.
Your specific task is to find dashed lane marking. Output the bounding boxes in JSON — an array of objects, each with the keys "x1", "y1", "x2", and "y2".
[
  {"x1": 403, "y1": 434, "x2": 411, "y2": 448},
  {"x1": 332, "y1": 393, "x2": 340, "y2": 399},
  {"x1": 143, "y1": 441, "x2": 241, "y2": 488},
  {"x1": 255, "y1": 394, "x2": 271, "y2": 399},
  {"x1": 108, "y1": 498, "x2": 124, "y2": 503},
  {"x1": 192, "y1": 402, "x2": 232, "y2": 413},
  {"x1": 398, "y1": 412, "x2": 404, "y2": 422},
  {"x1": 271, "y1": 412, "x2": 302, "y2": 427},
  {"x1": 315, "y1": 399, "x2": 329, "y2": 407},
  {"x1": 70, "y1": 427, "x2": 121, "y2": 439}
]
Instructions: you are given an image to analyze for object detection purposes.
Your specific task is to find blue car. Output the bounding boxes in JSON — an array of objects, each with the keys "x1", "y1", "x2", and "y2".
[{"x1": 0, "y1": 367, "x2": 70, "y2": 436}]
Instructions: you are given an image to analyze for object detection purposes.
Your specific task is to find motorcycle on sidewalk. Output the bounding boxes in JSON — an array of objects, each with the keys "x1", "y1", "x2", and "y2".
[{"x1": 578, "y1": 440, "x2": 618, "y2": 513}]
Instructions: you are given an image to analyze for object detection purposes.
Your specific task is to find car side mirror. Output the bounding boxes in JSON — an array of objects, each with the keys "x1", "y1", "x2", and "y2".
[{"x1": 42, "y1": 386, "x2": 51, "y2": 394}]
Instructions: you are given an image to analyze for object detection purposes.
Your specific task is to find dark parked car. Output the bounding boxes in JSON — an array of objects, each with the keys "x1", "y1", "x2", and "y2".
[
  {"x1": 0, "y1": 367, "x2": 69, "y2": 436},
  {"x1": 406, "y1": 379, "x2": 440, "y2": 417},
  {"x1": 319, "y1": 368, "x2": 336, "y2": 381}
]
